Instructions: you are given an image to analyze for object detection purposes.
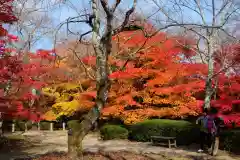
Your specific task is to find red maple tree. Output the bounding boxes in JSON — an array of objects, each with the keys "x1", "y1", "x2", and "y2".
[
  {"x1": 0, "y1": 1, "x2": 58, "y2": 121},
  {"x1": 80, "y1": 24, "x2": 240, "y2": 127}
]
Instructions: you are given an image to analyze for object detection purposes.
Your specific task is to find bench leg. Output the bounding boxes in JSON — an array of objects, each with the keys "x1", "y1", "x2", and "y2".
[
  {"x1": 174, "y1": 140, "x2": 177, "y2": 148},
  {"x1": 168, "y1": 140, "x2": 171, "y2": 148}
]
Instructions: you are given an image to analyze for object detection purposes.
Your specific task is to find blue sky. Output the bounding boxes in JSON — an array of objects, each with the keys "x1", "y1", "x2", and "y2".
[{"x1": 28, "y1": 0, "x2": 226, "y2": 52}]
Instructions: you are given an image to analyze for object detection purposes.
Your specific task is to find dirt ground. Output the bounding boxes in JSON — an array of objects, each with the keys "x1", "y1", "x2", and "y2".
[{"x1": 0, "y1": 131, "x2": 239, "y2": 160}]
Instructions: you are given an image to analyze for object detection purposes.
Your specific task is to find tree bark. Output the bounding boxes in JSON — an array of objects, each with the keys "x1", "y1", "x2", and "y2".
[
  {"x1": 68, "y1": 107, "x2": 101, "y2": 159},
  {"x1": 204, "y1": 36, "x2": 215, "y2": 109},
  {"x1": 68, "y1": 0, "x2": 111, "y2": 159},
  {"x1": 211, "y1": 136, "x2": 219, "y2": 156}
]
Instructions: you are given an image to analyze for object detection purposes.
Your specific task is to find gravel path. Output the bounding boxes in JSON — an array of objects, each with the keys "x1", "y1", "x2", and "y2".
[{"x1": 0, "y1": 131, "x2": 239, "y2": 160}]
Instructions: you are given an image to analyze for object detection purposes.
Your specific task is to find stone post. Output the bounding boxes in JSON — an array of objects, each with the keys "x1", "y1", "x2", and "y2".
[
  {"x1": 12, "y1": 123, "x2": 15, "y2": 133},
  {"x1": 0, "y1": 112, "x2": 2, "y2": 136},
  {"x1": 50, "y1": 122, "x2": 53, "y2": 131},
  {"x1": 0, "y1": 121, "x2": 3, "y2": 136},
  {"x1": 25, "y1": 122, "x2": 28, "y2": 132},
  {"x1": 62, "y1": 122, "x2": 66, "y2": 131},
  {"x1": 37, "y1": 122, "x2": 40, "y2": 131}
]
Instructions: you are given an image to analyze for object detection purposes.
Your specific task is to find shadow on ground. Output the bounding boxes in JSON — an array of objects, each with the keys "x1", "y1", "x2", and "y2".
[
  {"x1": 0, "y1": 133, "x2": 41, "y2": 160},
  {"x1": 0, "y1": 131, "x2": 239, "y2": 160}
]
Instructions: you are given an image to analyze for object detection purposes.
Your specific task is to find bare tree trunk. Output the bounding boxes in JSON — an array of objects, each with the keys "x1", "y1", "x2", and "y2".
[
  {"x1": 68, "y1": 0, "x2": 110, "y2": 159},
  {"x1": 68, "y1": 108, "x2": 101, "y2": 159},
  {"x1": 204, "y1": 36, "x2": 215, "y2": 109}
]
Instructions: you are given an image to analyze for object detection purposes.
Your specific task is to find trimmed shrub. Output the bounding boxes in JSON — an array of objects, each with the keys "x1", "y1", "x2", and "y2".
[
  {"x1": 15, "y1": 121, "x2": 32, "y2": 131},
  {"x1": 220, "y1": 129, "x2": 240, "y2": 153},
  {"x1": 40, "y1": 122, "x2": 51, "y2": 130},
  {"x1": 129, "y1": 119, "x2": 199, "y2": 145},
  {"x1": 67, "y1": 120, "x2": 81, "y2": 131},
  {"x1": 100, "y1": 125, "x2": 129, "y2": 140}
]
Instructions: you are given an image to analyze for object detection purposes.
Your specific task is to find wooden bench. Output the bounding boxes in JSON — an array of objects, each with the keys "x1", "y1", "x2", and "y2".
[{"x1": 151, "y1": 136, "x2": 177, "y2": 148}]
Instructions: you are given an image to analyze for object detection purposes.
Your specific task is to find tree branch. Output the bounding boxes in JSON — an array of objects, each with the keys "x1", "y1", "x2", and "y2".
[
  {"x1": 100, "y1": 0, "x2": 111, "y2": 16},
  {"x1": 79, "y1": 30, "x2": 93, "y2": 42},
  {"x1": 112, "y1": 0, "x2": 121, "y2": 12},
  {"x1": 113, "y1": 0, "x2": 137, "y2": 35}
]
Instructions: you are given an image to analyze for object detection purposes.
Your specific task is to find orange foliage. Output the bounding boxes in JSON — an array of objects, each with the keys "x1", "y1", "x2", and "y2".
[{"x1": 80, "y1": 26, "x2": 208, "y2": 124}]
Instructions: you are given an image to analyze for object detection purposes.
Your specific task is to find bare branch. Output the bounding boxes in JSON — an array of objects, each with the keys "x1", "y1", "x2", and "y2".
[
  {"x1": 53, "y1": 14, "x2": 94, "y2": 49},
  {"x1": 193, "y1": 0, "x2": 207, "y2": 25},
  {"x1": 112, "y1": 0, "x2": 121, "y2": 12},
  {"x1": 79, "y1": 30, "x2": 93, "y2": 42},
  {"x1": 100, "y1": 0, "x2": 111, "y2": 16},
  {"x1": 113, "y1": 0, "x2": 137, "y2": 35},
  {"x1": 68, "y1": 47, "x2": 95, "y2": 80},
  {"x1": 215, "y1": 1, "x2": 230, "y2": 18},
  {"x1": 211, "y1": 0, "x2": 216, "y2": 27}
]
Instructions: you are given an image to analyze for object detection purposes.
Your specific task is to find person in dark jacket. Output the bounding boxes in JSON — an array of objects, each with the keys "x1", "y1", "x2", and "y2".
[{"x1": 196, "y1": 109, "x2": 217, "y2": 153}]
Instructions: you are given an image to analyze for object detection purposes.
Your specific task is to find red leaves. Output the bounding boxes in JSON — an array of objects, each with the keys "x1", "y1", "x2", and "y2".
[
  {"x1": 214, "y1": 43, "x2": 240, "y2": 74},
  {"x1": 81, "y1": 91, "x2": 96, "y2": 98},
  {"x1": 7, "y1": 34, "x2": 18, "y2": 41},
  {"x1": 82, "y1": 56, "x2": 96, "y2": 66},
  {"x1": 0, "y1": 0, "x2": 17, "y2": 23},
  {"x1": 36, "y1": 49, "x2": 56, "y2": 61},
  {"x1": 0, "y1": 33, "x2": 52, "y2": 121},
  {"x1": 109, "y1": 68, "x2": 148, "y2": 79},
  {"x1": 217, "y1": 113, "x2": 240, "y2": 127},
  {"x1": 0, "y1": 25, "x2": 8, "y2": 36}
]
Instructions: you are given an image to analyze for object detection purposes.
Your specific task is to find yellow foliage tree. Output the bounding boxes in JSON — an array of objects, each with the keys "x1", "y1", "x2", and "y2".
[{"x1": 41, "y1": 82, "x2": 95, "y2": 121}]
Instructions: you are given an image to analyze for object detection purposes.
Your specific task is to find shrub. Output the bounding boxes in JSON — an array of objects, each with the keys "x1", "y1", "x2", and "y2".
[
  {"x1": 129, "y1": 119, "x2": 199, "y2": 145},
  {"x1": 100, "y1": 125, "x2": 129, "y2": 140},
  {"x1": 67, "y1": 120, "x2": 81, "y2": 131},
  {"x1": 40, "y1": 122, "x2": 51, "y2": 130},
  {"x1": 220, "y1": 129, "x2": 240, "y2": 153},
  {"x1": 53, "y1": 122, "x2": 63, "y2": 130},
  {"x1": 15, "y1": 121, "x2": 32, "y2": 131}
]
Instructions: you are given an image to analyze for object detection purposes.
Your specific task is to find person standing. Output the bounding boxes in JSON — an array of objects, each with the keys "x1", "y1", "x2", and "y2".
[{"x1": 196, "y1": 109, "x2": 212, "y2": 153}]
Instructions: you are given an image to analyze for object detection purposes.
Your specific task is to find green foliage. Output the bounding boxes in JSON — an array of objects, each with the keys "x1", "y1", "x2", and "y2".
[
  {"x1": 67, "y1": 120, "x2": 81, "y2": 131},
  {"x1": 15, "y1": 121, "x2": 32, "y2": 131},
  {"x1": 129, "y1": 119, "x2": 198, "y2": 145},
  {"x1": 100, "y1": 124, "x2": 129, "y2": 140},
  {"x1": 40, "y1": 121, "x2": 51, "y2": 130},
  {"x1": 220, "y1": 129, "x2": 240, "y2": 153}
]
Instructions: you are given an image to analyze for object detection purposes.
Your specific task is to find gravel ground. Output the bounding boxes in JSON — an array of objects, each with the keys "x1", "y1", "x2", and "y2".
[{"x1": 0, "y1": 131, "x2": 239, "y2": 160}]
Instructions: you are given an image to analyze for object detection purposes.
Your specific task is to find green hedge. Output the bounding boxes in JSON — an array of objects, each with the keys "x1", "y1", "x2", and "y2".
[
  {"x1": 129, "y1": 119, "x2": 199, "y2": 145},
  {"x1": 15, "y1": 121, "x2": 32, "y2": 131},
  {"x1": 40, "y1": 122, "x2": 51, "y2": 130},
  {"x1": 220, "y1": 129, "x2": 240, "y2": 153},
  {"x1": 67, "y1": 120, "x2": 81, "y2": 131},
  {"x1": 100, "y1": 125, "x2": 129, "y2": 140}
]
